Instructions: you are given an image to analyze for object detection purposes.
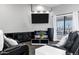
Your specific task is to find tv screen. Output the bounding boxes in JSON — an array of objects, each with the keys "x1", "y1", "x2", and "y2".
[{"x1": 32, "y1": 14, "x2": 49, "y2": 24}]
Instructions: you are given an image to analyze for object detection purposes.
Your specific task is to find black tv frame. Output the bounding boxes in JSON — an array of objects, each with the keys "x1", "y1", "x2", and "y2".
[{"x1": 31, "y1": 13, "x2": 49, "y2": 24}]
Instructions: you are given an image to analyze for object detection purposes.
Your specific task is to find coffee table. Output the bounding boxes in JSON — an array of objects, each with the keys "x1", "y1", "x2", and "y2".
[{"x1": 35, "y1": 45, "x2": 66, "y2": 55}]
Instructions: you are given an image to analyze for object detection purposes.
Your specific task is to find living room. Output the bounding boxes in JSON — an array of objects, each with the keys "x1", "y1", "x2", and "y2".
[{"x1": 0, "y1": 4, "x2": 79, "y2": 55}]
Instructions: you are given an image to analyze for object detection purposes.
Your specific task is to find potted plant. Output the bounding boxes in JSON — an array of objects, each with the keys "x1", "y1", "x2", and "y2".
[{"x1": 40, "y1": 31, "x2": 45, "y2": 39}]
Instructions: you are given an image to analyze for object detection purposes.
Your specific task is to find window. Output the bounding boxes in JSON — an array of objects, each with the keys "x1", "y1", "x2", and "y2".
[{"x1": 56, "y1": 15, "x2": 72, "y2": 39}]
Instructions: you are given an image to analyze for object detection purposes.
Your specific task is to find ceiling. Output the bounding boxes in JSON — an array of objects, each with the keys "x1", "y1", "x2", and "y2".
[{"x1": 41, "y1": 4, "x2": 61, "y2": 8}]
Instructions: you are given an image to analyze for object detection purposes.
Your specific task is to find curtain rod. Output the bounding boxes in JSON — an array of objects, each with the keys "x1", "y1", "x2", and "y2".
[{"x1": 56, "y1": 12, "x2": 72, "y2": 16}]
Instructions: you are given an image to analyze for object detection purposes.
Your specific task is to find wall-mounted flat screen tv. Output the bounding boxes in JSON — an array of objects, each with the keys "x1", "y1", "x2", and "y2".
[{"x1": 32, "y1": 14, "x2": 49, "y2": 24}]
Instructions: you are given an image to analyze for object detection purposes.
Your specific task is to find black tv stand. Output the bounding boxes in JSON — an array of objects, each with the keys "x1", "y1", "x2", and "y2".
[
  {"x1": 31, "y1": 31, "x2": 48, "y2": 45},
  {"x1": 32, "y1": 39, "x2": 48, "y2": 45}
]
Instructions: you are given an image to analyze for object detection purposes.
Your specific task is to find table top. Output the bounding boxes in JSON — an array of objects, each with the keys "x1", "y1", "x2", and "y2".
[{"x1": 35, "y1": 45, "x2": 66, "y2": 55}]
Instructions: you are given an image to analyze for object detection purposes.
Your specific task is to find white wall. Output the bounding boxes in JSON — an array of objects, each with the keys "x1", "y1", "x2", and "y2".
[
  {"x1": 31, "y1": 4, "x2": 53, "y2": 31},
  {"x1": 0, "y1": 4, "x2": 53, "y2": 33},
  {"x1": 0, "y1": 4, "x2": 32, "y2": 33}
]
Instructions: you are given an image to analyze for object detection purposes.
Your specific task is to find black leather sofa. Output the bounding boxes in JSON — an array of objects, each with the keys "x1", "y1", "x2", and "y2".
[
  {"x1": 0, "y1": 32, "x2": 34, "y2": 55},
  {"x1": 0, "y1": 34, "x2": 30, "y2": 55},
  {"x1": 5, "y1": 32, "x2": 34, "y2": 43},
  {"x1": 51, "y1": 31, "x2": 79, "y2": 55}
]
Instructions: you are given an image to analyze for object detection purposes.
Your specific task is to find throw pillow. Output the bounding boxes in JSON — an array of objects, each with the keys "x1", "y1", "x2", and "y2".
[
  {"x1": 55, "y1": 34, "x2": 68, "y2": 47},
  {"x1": 4, "y1": 35, "x2": 18, "y2": 47}
]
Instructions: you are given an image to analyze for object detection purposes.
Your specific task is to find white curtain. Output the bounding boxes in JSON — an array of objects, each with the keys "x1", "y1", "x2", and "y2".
[{"x1": 0, "y1": 30, "x2": 4, "y2": 51}]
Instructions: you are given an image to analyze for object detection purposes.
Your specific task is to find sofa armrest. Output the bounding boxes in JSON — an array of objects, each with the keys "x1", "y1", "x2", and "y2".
[
  {"x1": 0, "y1": 44, "x2": 29, "y2": 55},
  {"x1": 48, "y1": 45, "x2": 66, "y2": 50}
]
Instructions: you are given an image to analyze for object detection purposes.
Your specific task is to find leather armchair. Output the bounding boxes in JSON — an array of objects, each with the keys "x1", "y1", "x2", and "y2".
[
  {"x1": 0, "y1": 30, "x2": 29, "y2": 55},
  {"x1": 0, "y1": 42, "x2": 29, "y2": 55},
  {"x1": 50, "y1": 31, "x2": 79, "y2": 55}
]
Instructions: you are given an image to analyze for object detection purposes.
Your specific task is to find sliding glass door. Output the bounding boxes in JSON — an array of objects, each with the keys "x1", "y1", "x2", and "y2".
[{"x1": 56, "y1": 15, "x2": 72, "y2": 39}]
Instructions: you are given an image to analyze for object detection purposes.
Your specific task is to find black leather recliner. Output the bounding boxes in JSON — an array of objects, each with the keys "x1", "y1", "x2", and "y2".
[
  {"x1": 64, "y1": 31, "x2": 78, "y2": 54},
  {"x1": 70, "y1": 32, "x2": 79, "y2": 55},
  {"x1": 0, "y1": 44, "x2": 29, "y2": 55},
  {"x1": 51, "y1": 31, "x2": 79, "y2": 55},
  {"x1": 62, "y1": 31, "x2": 79, "y2": 55},
  {"x1": 0, "y1": 39, "x2": 29, "y2": 55}
]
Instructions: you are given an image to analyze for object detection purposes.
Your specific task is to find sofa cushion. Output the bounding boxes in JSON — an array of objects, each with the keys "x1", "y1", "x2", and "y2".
[
  {"x1": 4, "y1": 35, "x2": 18, "y2": 47},
  {"x1": 55, "y1": 34, "x2": 68, "y2": 47}
]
